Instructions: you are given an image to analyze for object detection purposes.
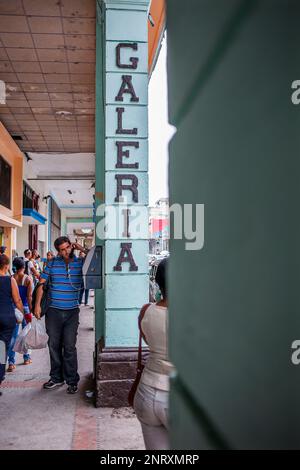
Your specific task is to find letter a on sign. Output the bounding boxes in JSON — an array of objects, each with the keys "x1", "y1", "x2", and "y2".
[
  {"x1": 115, "y1": 75, "x2": 139, "y2": 103},
  {"x1": 113, "y1": 243, "x2": 138, "y2": 271}
]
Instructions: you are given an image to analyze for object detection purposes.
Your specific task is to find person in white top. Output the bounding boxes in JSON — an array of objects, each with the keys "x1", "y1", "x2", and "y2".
[
  {"x1": 31, "y1": 250, "x2": 41, "y2": 286},
  {"x1": 24, "y1": 249, "x2": 40, "y2": 286},
  {"x1": 134, "y1": 258, "x2": 174, "y2": 450}
]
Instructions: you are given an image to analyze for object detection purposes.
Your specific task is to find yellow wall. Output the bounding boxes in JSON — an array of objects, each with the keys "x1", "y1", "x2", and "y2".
[
  {"x1": 0, "y1": 121, "x2": 23, "y2": 259},
  {"x1": 2, "y1": 227, "x2": 12, "y2": 257}
]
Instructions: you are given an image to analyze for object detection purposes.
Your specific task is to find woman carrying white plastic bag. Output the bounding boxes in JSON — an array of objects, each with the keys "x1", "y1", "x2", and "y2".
[
  {"x1": 13, "y1": 322, "x2": 31, "y2": 355},
  {"x1": 0, "y1": 254, "x2": 25, "y2": 395},
  {"x1": 25, "y1": 318, "x2": 48, "y2": 350},
  {"x1": 7, "y1": 257, "x2": 34, "y2": 372}
]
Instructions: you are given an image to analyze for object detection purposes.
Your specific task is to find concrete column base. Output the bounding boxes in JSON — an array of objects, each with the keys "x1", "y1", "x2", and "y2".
[{"x1": 95, "y1": 340, "x2": 149, "y2": 408}]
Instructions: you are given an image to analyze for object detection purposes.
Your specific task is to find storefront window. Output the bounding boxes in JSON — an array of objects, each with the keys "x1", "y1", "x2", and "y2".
[
  {"x1": 23, "y1": 181, "x2": 39, "y2": 210},
  {"x1": 0, "y1": 155, "x2": 11, "y2": 209}
]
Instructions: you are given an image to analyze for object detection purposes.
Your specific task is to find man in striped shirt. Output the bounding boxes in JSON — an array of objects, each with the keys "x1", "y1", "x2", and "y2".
[{"x1": 34, "y1": 236, "x2": 88, "y2": 394}]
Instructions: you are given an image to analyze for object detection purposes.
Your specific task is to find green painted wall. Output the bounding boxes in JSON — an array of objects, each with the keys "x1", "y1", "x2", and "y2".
[
  {"x1": 167, "y1": 0, "x2": 300, "y2": 449},
  {"x1": 95, "y1": 0, "x2": 106, "y2": 344}
]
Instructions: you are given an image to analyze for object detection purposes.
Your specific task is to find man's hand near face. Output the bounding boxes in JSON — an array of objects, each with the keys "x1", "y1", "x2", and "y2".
[{"x1": 72, "y1": 242, "x2": 88, "y2": 255}]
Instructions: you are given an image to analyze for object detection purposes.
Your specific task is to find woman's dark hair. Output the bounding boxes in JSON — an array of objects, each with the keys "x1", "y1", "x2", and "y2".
[
  {"x1": 12, "y1": 257, "x2": 25, "y2": 272},
  {"x1": 54, "y1": 236, "x2": 71, "y2": 251},
  {"x1": 0, "y1": 254, "x2": 10, "y2": 270},
  {"x1": 155, "y1": 258, "x2": 168, "y2": 299}
]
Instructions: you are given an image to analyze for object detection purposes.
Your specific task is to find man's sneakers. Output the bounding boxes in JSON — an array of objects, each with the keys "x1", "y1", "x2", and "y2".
[
  {"x1": 43, "y1": 380, "x2": 65, "y2": 390},
  {"x1": 43, "y1": 380, "x2": 78, "y2": 394}
]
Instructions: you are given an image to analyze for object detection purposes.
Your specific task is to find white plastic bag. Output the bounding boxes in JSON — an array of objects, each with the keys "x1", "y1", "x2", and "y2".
[
  {"x1": 24, "y1": 318, "x2": 48, "y2": 350},
  {"x1": 13, "y1": 323, "x2": 31, "y2": 354},
  {"x1": 15, "y1": 308, "x2": 24, "y2": 324}
]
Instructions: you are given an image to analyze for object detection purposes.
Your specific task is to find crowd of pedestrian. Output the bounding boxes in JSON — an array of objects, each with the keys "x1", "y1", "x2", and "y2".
[
  {"x1": 0, "y1": 240, "x2": 171, "y2": 450},
  {"x1": 0, "y1": 238, "x2": 89, "y2": 396}
]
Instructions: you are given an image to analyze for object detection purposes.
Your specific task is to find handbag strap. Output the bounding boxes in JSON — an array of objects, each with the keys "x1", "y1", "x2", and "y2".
[
  {"x1": 137, "y1": 303, "x2": 151, "y2": 372},
  {"x1": 46, "y1": 257, "x2": 56, "y2": 288}
]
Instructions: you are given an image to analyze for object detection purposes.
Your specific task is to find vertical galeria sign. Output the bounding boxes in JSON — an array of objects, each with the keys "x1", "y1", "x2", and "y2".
[{"x1": 104, "y1": 0, "x2": 149, "y2": 347}]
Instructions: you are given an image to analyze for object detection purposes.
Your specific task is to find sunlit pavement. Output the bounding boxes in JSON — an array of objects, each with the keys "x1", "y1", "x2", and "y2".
[{"x1": 0, "y1": 304, "x2": 144, "y2": 451}]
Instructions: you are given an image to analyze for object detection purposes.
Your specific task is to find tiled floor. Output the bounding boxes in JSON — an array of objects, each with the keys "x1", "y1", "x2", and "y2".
[{"x1": 0, "y1": 304, "x2": 144, "y2": 450}]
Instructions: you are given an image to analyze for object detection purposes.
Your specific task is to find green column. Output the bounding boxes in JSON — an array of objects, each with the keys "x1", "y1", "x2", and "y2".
[
  {"x1": 95, "y1": 0, "x2": 150, "y2": 407},
  {"x1": 95, "y1": 0, "x2": 106, "y2": 345}
]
